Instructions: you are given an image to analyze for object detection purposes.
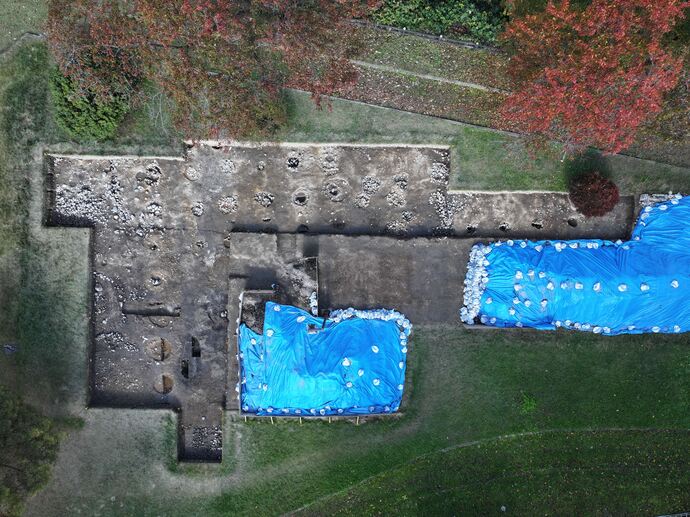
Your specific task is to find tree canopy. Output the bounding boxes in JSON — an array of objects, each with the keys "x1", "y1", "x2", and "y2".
[
  {"x1": 47, "y1": 0, "x2": 380, "y2": 138},
  {"x1": 501, "y1": 0, "x2": 690, "y2": 153}
]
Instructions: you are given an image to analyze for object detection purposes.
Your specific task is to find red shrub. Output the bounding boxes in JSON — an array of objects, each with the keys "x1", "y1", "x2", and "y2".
[
  {"x1": 568, "y1": 172, "x2": 620, "y2": 217},
  {"x1": 501, "y1": 0, "x2": 690, "y2": 154}
]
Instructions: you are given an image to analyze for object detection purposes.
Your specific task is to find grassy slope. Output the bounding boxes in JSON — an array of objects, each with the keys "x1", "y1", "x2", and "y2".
[
  {"x1": 24, "y1": 327, "x2": 690, "y2": 516},
  {"x1": 300, "y1": 430, "x2": 690, "y2": 516},
  {"x1": 0, "y1": 43, "x2": 56, "y2": 389},
  {"x1": 203, "y1": 328, "x2": 690, "y2": 516},
  {"x1": 0, "y1": 0, "x2": 45, "y2": 50},
  {"x1": 356, "y1": 27, "x2": 511, "y2": 90},
  {"x1": 354, "y1": 27, "x2": 690, "y2": 169},
  {"x1": 0, "y1": 41, "x2": 87, "y2": 517},
  {"x1": 280, "y1": 90, "x2": 690, "y2": 193}
]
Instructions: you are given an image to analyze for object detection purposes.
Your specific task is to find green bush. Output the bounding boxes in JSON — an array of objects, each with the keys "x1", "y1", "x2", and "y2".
[
  {"x1": 372, "y1": 0, "x2": 506, "y2": 43},
  {"x1": 49, "y1": 69, "x2": 130, "y2": 141},
  {"x1": 509, "y1": 0, "x2": 591, "y2": 17},
  {"x1": 519, "y1": 392, "x2": 538, "y2": 414},
  {"x1": 0, "y1": 387, "x2": 63, "y2": 517}
]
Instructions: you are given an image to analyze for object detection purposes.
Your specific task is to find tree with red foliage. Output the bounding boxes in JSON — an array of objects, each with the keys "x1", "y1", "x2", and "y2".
[
  {"x1": 502, "y1": 0, "x2": 690, "y2": 154},
  {"x1": 46, "y1": 0, "x2": 380, "y2": 138}
]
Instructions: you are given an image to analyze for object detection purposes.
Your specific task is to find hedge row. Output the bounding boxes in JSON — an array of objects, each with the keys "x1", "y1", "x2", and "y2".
[
  {"x1": 49, "y1": 70, "x2": 130, "y2": 142},
  {"x1": 372, "y1": 0, "x2": 506, "y2": 43}
]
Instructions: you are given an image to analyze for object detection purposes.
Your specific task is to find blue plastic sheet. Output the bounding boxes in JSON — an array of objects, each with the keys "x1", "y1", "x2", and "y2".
[
  {"x1": 461, "y1": 195, "x2": 690, "y2": 335},
  {"x1": 238, "y1": 303, "x2": 411, "y2": 416}
]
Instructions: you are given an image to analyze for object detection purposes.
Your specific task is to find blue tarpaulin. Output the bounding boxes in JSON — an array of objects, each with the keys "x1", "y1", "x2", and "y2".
[
  {"x1": 461, "y1": 194, "x2": 690, "y2": 335},
  {"x1": 238, "y1": 303, "x2": 411, "y2": 416}
]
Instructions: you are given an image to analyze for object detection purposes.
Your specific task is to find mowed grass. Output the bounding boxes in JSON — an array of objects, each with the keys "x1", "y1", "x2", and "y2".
[
  {"x1": 299, "y1": 429, "x2": 690, "y2": 516},
  {"x1": 279, "y1": 90, "x2": 690, "y2": 193},
  {"x1": 194, "y1": 328, "x2": 690, "y2": 516},
  {"x1": 0, "y1": 42, "x2": 56, "y2": 381},
  {"x1": 0, "y1": 42, "x2": 94, "y2": 416},
  {"x1": 23, "y1": 327, "x2": 690, "y2": 516}
]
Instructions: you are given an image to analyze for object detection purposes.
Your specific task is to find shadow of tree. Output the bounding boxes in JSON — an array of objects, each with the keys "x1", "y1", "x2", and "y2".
[{"x1": 562, "y1": 148, "x2": 613, "y2": 185}]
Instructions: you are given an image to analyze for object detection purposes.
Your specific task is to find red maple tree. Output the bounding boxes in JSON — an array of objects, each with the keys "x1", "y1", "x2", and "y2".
[
  {"x1": 501, "y1": 0, "x2": 690, "y2": 153},
  {"x1": 46, "y1": 0, "x2": 380, "y2": 138}
]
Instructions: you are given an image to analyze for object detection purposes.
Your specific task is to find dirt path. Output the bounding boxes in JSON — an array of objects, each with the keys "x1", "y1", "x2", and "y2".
[{"x1": 350, "y1": 60, "x2": 509, "y2": 94}]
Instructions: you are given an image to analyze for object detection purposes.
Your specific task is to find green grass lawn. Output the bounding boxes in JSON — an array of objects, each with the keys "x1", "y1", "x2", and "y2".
[
  {"x1": 0, "y1": 0, "x2": 46, "y2": 50},
  {"x1": 299, "y1": 429, "x2": 690, "y2": 516},
  {"x1": 21, "y1": 326, "x2": 690, "y2": 516},
  {"x1": 0, "y1": 42, "x2": 55, "y2": 374},
  {"x1": 196, "y1": 327, "x2": 690, "y2": 516},
  {"x1": 353, "y1": 26, "x2": 690, "y2": 169}
]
